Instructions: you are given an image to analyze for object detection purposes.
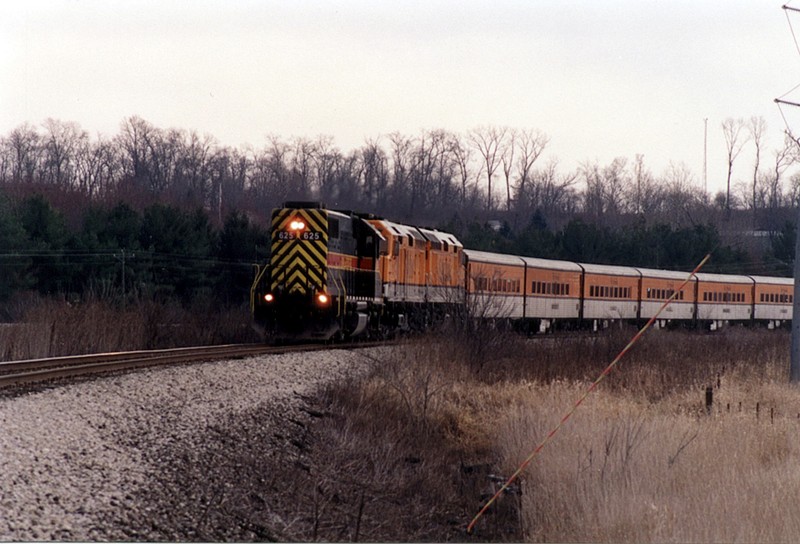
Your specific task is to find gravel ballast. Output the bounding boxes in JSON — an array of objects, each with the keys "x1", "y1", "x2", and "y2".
[{"x1": 0, "y1": 348, "x2": 375, "y2": 541}]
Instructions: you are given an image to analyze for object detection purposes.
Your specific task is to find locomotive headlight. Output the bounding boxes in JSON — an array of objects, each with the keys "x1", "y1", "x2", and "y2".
[
  {"x1": 316, "y1": 293, "x2": 329, "y2": 305},
  {"x1": 289, "y1": 219, "x2": 306, "y2": 231},
  {"x1": 264, "y1": 293, "x2": 274, "y2": 303}
]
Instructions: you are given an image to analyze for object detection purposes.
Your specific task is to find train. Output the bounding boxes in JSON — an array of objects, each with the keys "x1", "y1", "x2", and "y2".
[{"x1": 250, "y1": 201, "x2": 795, "y2": 341}]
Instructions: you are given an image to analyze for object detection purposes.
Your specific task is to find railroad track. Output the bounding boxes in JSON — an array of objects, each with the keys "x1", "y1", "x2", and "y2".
[{"x1": 0, "y1": 341, "x2": 387, "y2": 389}]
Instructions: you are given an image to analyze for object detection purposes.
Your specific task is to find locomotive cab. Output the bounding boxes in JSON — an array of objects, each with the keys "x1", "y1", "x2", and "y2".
[{"x1": 251, "y1": 202, "x2": 385, "y2": 341}]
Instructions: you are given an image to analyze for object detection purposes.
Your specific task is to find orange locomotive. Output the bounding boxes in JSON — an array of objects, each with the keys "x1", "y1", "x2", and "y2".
[
  {"x1": 251, "y1": 202, "x2": 794, "y2": 341},
  {"x1": 251, "y1": 202, "x2": 463, "y2": 341}
]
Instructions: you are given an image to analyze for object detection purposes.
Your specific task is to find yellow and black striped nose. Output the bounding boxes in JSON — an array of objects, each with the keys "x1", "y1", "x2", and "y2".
[{"x1": 270, "y1": 207, "x2": 329, "y2": 294}]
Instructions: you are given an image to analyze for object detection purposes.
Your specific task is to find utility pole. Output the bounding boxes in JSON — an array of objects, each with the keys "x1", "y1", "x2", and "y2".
[
  {"x1": 775, "y1": 105, "x2": 800, "y2": 382},
  {"x1": 778, "y1": 2, "x2": 800, "y2": 382}
]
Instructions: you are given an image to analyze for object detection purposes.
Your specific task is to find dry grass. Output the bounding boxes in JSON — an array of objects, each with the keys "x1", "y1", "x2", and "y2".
[
  {"x1": 488, "y1": 328, "x2": 800, "y2": 542},
  {"x1": 0, "y1": 296, "x2": 259, "y2": 360},
  {"x1": 303, "y1": 326, "x2": 799, "y2": 542},
  {"x1": 4, "y1": 294, "x2": 796, "y2": 542}
]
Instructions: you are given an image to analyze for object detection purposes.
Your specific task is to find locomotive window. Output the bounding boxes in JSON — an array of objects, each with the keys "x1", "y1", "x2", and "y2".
[
  {"x1": 407, "y1": 235, "x2": 414, "y2": 247},
  {"x1": 329, "y1": 218, "x2": 340, "y2": 238}
]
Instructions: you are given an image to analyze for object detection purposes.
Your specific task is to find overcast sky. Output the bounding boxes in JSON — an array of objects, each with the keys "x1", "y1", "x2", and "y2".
[{"x1": 2, "y1": 1, "x2": 799, "y2": 195}]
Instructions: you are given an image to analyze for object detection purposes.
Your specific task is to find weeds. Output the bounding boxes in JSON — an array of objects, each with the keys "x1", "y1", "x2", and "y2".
[
  {"x1": 4, "y1": 292, "x2": 797, "y2": 542},
  {"x1": 0, "y1": 294, "x2": 259, "y2": 360}
]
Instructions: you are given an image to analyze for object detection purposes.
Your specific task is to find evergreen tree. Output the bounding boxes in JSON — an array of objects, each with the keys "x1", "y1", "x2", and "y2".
[
  {"x1": 18, "y1": 195, "x2": 70, "y2": 295},
  {"x1": 0, "y1": 194, "x2": 32, "y2": 302},
  {"x1": 216, "y1": 211, "x2": 269, "y2": 306}
]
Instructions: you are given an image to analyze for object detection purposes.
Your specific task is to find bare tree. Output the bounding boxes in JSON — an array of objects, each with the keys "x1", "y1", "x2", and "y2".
[
  {"x1": 527, "y1": 159, "x2": 579, "y2": 222},
  {"x1": 387, "y1": 132, "x2": 414, "y2": 214},
  {"x1": 581, "y1": 160, "x2": 605, "y2": 221},
  {"x1": 312, "y1": 135, "x2": 339, "y2": 201},
  {"x1": 290, "y1": 137, "x2": 315, "y2": 197},
  {"x1": 450, "y1": 133, "x2": 473, "y2": 206},
  {"x1": 500, "y1": 128, "x2": 516, "y2": 211},
  {"x1": 748, "y1": 116, "x2": 767, "y2": 226},
  {"x1": 429, "y1": 129, "x2": 458, "y2": 212},
  {"x1": 360, "y1": 137, "x2": 390, "y2": 209},
  {"x1": 634, "y1": 158, "x2": 666, "y2": 217},
  {"x1": 174, "y1": 130, "x2": 215, "y2": 206},
  {"x1": 116, "y1": 116, "x2": 155, "y2": 185},
  {"x1": 601, "y1": 157, "x2": 629, "y2": 216},
  {"x1": 469, "y1": 126, "x2": 507, "y2": 212},
  {"x1": 661, "y1": 161, "x2": 699, "y2": 226},
  {"x1": 76, "y1": 135, "x2": 119, "y2": 198},
  {"x1": 41, "y1": 118, "x2": 85, "y2": 187},
  {"x1": 7, "y1": 123, "x2": 42, "y2": 183},
  {"x1": 514, "y1": 129, "x2": 549, "y2": 210},
  {"x1": 722, "y1": 117, "x2": 749, "y2": 217},
  {"x1": 210, "y1": 146, "x2": 249, "y2": 214},
  {"x1": 580, "y1": 157, "x2": 629, "y2": 224}
]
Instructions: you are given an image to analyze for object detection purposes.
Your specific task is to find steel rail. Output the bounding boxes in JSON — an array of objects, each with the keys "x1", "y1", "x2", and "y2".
[{"x1": 0, "y1": 341, "x2": 387, "y2": 388}]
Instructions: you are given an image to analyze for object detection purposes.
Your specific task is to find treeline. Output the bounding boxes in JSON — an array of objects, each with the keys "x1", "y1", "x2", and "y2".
[
  {"x1": 450, "y1": 214, "x2": 763, "y2": 275},
  {"x1": 0, "y1": 190, "x2": 788, "y2": 316},
  {"x1": 0, "y1": 194, "x2": 268, "y2": 313},
  {"x1": 3, "y1": 116, "x2": 800, "y2": 232},
  {"x1": 0, "y1": 116, "x2": 798, "y2": 312}
]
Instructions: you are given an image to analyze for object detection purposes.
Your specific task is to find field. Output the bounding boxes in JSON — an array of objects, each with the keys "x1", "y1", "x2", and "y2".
[
  {"x1": 296, "y1": 326, "x2": 800, "y2": 542},
  {"x1": 3, "y1": 297, "x2": 799, "y2": 541}
]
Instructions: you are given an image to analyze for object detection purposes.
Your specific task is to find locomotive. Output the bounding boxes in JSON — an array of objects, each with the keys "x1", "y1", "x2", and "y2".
[{"x1": 251, "y1": 201, "x2": 795, "y2": 341}]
